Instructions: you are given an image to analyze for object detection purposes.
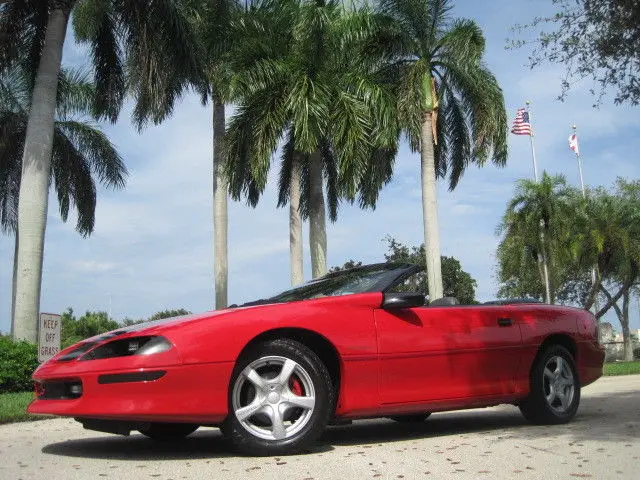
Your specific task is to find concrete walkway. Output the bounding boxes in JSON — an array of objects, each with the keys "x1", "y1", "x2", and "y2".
[{"x1": 1, "y1": 375, "x2": 638, "y2": 479}]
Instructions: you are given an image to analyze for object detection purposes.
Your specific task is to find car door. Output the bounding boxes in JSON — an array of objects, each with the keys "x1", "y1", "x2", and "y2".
[{"x1": 375, "y1": 304, "x2": 523, "y2": 405}]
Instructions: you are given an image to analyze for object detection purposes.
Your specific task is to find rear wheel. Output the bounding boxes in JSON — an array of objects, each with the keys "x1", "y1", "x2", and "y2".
[
  {"x1": 223, "y1": 339, "x2": 334, "y2": 456},
  {"x1": 389, "y1": 413, "x2": 431, "y2": 423},
  {"x1": 138, "y1": 422, "x2": 198, "y2": 441},
  {"x1": 519, "y1": 345, "x2": 580, "y2": 424}
]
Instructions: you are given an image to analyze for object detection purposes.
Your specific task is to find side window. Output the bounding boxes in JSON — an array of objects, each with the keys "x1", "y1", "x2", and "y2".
[{"x1": 388, "y1": 272, "x2": 428, "y2": 296}]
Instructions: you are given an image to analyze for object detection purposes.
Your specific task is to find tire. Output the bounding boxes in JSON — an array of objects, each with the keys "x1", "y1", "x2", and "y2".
[
  {"x1": 389, "y1": 413, "x2": 431, "y2": 423},
  {"x1": 223, "y1": 338, "x2": 334, "y2": 456},
  {"x1": 519, "y1": 345, "x2": 580, "y2": 424},
  {"x1": 138, "y1": 422, "x2": 198, "y2": 441}
]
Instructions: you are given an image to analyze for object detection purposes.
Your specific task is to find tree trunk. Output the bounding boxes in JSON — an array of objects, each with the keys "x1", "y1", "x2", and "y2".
[
  {"x1": 12, "y1": 8, "x2": 69, "y2": 342},
  {"x1": 10, "y1": 230, "x2": 18, "y2": 335},
  {"x1": 419, "y1": 113, "x2": 443, "y2": 301},
  {"x1": 621, "y1": 291, "x2": 633, "y2": 361},
  {"x1": 213, "y1": 98, "x2": 228, "y2": 309},
  {"x1": 539, "y1": 231, "x2": 552, "y2": 303},
  {"x1": 308, "y1": 152, "x2": 327, "y2": 278},
  {"x1": 289, "y1": 153, "x2": 304, "y2": 285}
]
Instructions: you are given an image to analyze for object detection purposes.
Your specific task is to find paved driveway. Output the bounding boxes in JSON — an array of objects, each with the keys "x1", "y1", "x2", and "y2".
[{"x1": 1, "y1": 375, "x2": 638, "y2": 480}]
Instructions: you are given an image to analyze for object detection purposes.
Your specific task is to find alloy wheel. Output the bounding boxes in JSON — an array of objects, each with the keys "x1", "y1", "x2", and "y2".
[{"x1": 231, "y1": 355, "x2": 316, "y2": 441}]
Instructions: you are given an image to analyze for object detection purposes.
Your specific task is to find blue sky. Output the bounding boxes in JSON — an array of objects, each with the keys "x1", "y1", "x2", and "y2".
[{"x1": 1, "y1": 0, "x2": 639, "y2": 332}]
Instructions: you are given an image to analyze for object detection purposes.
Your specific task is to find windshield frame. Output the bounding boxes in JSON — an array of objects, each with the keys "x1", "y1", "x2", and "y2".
[{"x1": 240, "y1": 263, "x2": 422, "y2": 307}]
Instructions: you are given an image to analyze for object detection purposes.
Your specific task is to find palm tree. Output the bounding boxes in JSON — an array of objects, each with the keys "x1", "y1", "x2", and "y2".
[
  {"x1": 1, "y1": 0, "x2": 205, "y2": 341},
  {"x1": 225, "y1": 0, "x2": 397, "y2": 281},
  {"x1": 183, "y1": 0, "x2": 243, "y2": 308},
  {"x1": 0, "y1": 65, "x2": 127, "y2": 334},
  {"x1": 498, "y1": 173, "x2": 574, "y2": 303},
  {"x1": 372, "y1": 0, "x2": 508, "y2": 300}
]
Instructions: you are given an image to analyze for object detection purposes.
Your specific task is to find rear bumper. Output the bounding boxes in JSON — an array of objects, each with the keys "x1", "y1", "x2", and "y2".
[
  {"x1": 578, "y1": 341, "x2": 606, "y2": 387},
  {"x1": 28, "y1": 362, "x2": 234, "y2": 424}
]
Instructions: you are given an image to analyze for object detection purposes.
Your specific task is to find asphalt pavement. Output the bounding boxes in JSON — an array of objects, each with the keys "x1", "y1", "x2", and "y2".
[{"x1": 1, "y1": 375, "x2": 638, "y2": 480}]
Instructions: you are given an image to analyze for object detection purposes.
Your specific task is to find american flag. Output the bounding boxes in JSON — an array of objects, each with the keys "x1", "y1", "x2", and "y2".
[{"x1": 511, "y1": 108, "x2": 532, "y2": 135}]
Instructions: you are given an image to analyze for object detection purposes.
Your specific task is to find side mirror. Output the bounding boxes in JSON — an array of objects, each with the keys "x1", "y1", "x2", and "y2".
[{"x1": 382, "y1": 292, "x2": 425, "y2": 309}]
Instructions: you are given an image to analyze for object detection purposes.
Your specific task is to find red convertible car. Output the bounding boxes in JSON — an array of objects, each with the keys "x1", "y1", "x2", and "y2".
[{"x1": 29, "y1": 263, "x2": 605, "y2": 455}]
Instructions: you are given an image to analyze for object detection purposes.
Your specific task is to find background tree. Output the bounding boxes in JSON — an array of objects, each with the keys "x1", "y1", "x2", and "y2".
[
  {"x1": 148, "y1": 308, "x2": 191, "y2": 321},
  {"x1": 1, "y1": 0, "x2": 206, "y2": 342},
  {"x1": 60, "y1": 308, "x2": 119, "y2": 348},
  {"x1": 496, "y1": 177, "x2": 640, "y2": 360},
  {"x1": 0, "y1": 64, "x2": 127, "y2": 332},
  {"x1": 496, "y1": 173, "x2": 574, "y2": 304},
  {"x1": 372, "y1": 0, "x2": 508, "y2": 301},
  {"x1": 330, "y1": 236, "x2": 478, "y2": 304},
  {"x1": 510, "y1": 0, "x2": 640, "y2": 106}
]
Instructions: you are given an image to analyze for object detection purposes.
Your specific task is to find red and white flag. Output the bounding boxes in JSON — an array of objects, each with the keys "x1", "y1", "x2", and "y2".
[{"x1": 568, "y1": 133, "x2": 580, "y2": 156}]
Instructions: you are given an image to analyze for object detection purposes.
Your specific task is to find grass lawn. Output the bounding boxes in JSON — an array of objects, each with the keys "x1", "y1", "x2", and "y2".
[
  {"x1": 603, "y1": 361, "x2": 640, "y2": 376},
  {"x1": 0, "y1": 391, "x2": 44, "y2": 424}
]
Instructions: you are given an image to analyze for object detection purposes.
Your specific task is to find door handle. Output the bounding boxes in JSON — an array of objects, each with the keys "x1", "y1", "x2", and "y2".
[{"x1": 497, "y1": 317, "x2": 513, "y2": 327}]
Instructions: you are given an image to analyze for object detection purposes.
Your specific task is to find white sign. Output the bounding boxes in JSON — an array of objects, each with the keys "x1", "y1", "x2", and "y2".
[{"x1": 38, "y1": 313, "x2": 61, "y2": 363}]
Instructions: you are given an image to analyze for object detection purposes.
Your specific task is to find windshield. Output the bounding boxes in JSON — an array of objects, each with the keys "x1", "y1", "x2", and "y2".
[{"x1": 240, "y1": 264, "x2": 413, "y2": 306}]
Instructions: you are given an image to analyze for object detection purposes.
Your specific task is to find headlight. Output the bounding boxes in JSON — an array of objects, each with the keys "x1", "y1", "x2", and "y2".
[{"x1": 79, "y1": 336, "x2": 173, "y2": 361}]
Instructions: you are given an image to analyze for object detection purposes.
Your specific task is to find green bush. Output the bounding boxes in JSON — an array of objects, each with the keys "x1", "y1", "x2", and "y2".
[{"x1": 0, "y1": 336, "x2": 38, "y2": 393}]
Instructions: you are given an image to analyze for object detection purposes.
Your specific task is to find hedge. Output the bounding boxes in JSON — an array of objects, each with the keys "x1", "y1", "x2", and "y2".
[{"x1": 0, "y1": 336, "x2": 38, "y2": 393}]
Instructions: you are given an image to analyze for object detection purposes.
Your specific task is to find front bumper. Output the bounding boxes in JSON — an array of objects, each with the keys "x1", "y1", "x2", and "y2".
[{"x1": 28, "y1": 361, "x2": 234, "y2": 424}]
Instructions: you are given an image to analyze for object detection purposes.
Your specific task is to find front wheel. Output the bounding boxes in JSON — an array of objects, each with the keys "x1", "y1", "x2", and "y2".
[
  {"x1": 138, "y1": 422, "x2": 198, "y2": 441},
  {"x1": 519, "y1": 345, "x2": 580, "y2": 424},
  {"x1": 223, "y1": 339, "x2": 334, "y2": 456}
]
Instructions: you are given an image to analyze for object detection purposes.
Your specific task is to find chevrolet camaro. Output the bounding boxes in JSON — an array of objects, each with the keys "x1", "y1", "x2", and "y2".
[{"x1": 28, "y1": 263, "x2": 605, "y2": 455}]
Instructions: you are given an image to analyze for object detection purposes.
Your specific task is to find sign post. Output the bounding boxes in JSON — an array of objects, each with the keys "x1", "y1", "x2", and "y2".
[{"x1": 38, "y1": 313, "x2": 61, "y2": 363}]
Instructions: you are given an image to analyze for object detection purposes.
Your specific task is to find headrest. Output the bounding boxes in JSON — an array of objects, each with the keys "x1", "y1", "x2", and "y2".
[{"x1": 429, "y1": 296, "x2": 460, "y2": 307}]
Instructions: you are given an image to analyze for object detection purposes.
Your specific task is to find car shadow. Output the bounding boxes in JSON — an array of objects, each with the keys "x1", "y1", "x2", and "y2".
[
  {"x1": 41, "y1": 429, "x2": 334, "y2": 460},
  {"x1": 41, "y1": 391, "x2": 638, "y2": 460}
]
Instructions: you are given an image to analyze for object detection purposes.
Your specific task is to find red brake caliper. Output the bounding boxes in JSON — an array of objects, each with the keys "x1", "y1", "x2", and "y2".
[{"x1": 289, "y1": 376, "x2": 303, "y2": 396}]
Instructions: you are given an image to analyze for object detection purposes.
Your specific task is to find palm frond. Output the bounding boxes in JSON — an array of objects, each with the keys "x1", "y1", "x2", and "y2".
[
  {"x1": 0, "y1": 0, "x2": 48, "y2": 83},
  {"x1": 56, "y1": 68, "x2": 96, "y2": 120},
  {"x1": 0, "y1": 110, "x2": 25, "y2": 233},
  {"x1": 55, "y1": 120, "x2": 127, "y2": 189},
  {"x1": 116, "y1": 0, "x2": 208, "y2": 129},
  {"x1": 51, "y1": 126, "x2": 97, "y2": 236}
]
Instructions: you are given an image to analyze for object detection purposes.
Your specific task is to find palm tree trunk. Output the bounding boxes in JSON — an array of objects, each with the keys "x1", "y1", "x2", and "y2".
[
  {"x1": 420, "y1": 113, "x2": 443, "y2": 301},
  {"x1": 213, "y1": 98, "x2": 228, "y2": 309},
  {"x1": 289, "y1": 153, "x2": 304, "y2": 285},
  {"x1": 539, "y1": 231, "x2": 552, "y2": 303},
  {"x1": 12, "y1": 8, "x2": 69, "y2": 342},
  {"x1": 622, "y1": 291, "x2": 633, "y2": 361},
  {"x1": 10, "y1": 230, "x2": 18, "y2": 335},
  {"x1": 308, "y1": 151, "x2": 327, "y2": 278}
]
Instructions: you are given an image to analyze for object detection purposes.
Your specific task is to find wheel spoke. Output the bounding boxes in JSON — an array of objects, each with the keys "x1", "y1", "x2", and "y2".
[
  {"x1": 557, "y1": 391, "x2": 568, "y2": 409},
  {"x1": 245, "y1": 368, "x2": 266, "y2": 390},
  {"x1": 544, "y1": 367, "x2": 555, "y2": 381},
  {"x1": 545, "y1": 385, "x2": 556, "y2": 404},
  {"x1": 269, "y1": 405, "x2": 287, "y2": 440},
  {"x1": 554, "y1": 357, "x2": 564, "y2": 377},
  {"x1": 236, "y1": 399, "x2": 264, "y2": 422},
  {"x1": 278, "y1": 359, "x2": 297, "y2": 387},
  {"x1": 284, "y1": 393, "x2": 315, "y2": 411}
]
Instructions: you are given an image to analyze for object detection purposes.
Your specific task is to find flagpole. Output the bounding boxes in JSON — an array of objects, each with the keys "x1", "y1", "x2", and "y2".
[
  {"x1": 526, "y1": 100, "x2": 551, "y2": 304},
  {"x1": 572, "y1": 125, "x2": 586, "y2": 197},
  {"x1": 572, "y1": 124, "x2": 599, "y2": 315},
  {"x1": 526, "y1": 100, "x2": 539, "y2": 182}
]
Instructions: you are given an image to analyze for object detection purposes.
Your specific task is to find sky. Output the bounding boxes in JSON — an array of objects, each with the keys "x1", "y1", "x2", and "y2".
[{"x1": 1, "y1": 0, "x2": 639, "y2": 333}]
